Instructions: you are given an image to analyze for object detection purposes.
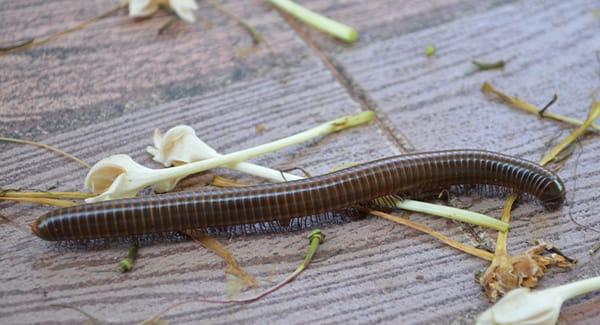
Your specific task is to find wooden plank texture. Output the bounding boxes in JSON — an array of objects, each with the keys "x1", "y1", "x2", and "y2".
[{"x1": 1, "y1": 0, "x2": 600, "y2": 324}]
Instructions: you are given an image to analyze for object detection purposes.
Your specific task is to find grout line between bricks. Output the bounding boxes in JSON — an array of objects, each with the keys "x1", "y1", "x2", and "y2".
[{"x1": 274, "y1": 10, "x2": 415, "y2": 153}]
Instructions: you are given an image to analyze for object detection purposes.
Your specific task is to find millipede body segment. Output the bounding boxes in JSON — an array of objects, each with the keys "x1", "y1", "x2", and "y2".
[{"x1": 32, "y1": 150, "x2": 565, "y2": 241}]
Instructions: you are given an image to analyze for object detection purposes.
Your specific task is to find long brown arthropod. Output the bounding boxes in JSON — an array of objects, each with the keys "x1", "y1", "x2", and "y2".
[{"x1": 31, "y1": 150, "x2": 565, "y2": 241}]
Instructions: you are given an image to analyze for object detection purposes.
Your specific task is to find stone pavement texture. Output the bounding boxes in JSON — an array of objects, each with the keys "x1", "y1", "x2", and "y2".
[{"x1": 1, "y1": 0, "x2": 599, "y2": 323}]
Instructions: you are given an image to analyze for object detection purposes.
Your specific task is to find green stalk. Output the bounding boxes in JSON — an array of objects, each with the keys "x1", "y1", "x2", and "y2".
[
  {"x1": 144, "y1": 111, "x2": 374, "y2": 186},
  {"x1": 88, "y1": 111, "x2": 374, "y2": 202},
  {"x1": 269, "y1": 0, "x2": 358, "y2": 42},
  {"x1": 117, "y1": 242, "x2": 139, "y2": 273},
  {"x1": 395, "y1": 199, "x2": 508, "y2": 232}
]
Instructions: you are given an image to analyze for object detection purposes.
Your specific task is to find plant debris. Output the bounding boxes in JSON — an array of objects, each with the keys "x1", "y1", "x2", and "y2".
[
  {"x1": 477, "y1": 275, "x2": 600, "y2": 324},
  {"x1": 590, "y1": 242, "x2": 600, "y2": 256},
  {"x1": 183, "y1": 230, "x2": 257, "y2": 289},
  {"x1": 210, "y1": 175, "x2": 248, "y2": 187},
  {"x1": 0, "y1": 4, "x2": 124, "y2": 55},
  {"x1": 480, "y1": 239, "x2": 575, "y2": 302},
  {"x1": 117, "y1": 242, "x2": 139, "y2": 273},
  {"x1": 481, "y1": 82, "x2": 600, "y2": 132},
  {"x1": 0, "y1": 137, "x2": 90, "y2": 168},
  {"x1": 255, "y1": 124, "x2": 267, "y2": 134},
  {"x1": 141, "y1": 229, "x2": 325, "y2": 324},
  {"x1": 539, "y1": 101, "x2": 600, "y2": 165},
  {"x1": 425, "y1": 44, "x2": 436, "y2": 57},
  {"x1": 370, "y1": 210, "x2": 494, "y2": 261},
  {"x1": 472, "y1": 60, "x2": 506, "y2": 71},
  {"x1": 479, "y1": 95, "x2": 598, "y2": 301},
  {"x1": 269, "y1": 0, "x2": 358, "y2": 43},
  {"x1": 205, "y1": 0, "x2": 261, "y2": 45}
]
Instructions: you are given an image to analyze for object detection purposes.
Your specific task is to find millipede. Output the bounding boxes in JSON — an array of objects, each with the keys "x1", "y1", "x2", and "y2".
[{"x1": 31, "y1": 150, "x2": 565, "y2": 241}]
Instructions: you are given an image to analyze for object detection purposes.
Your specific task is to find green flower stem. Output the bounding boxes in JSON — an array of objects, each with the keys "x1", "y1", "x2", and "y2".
[
  {"x1": 269, "y1": 0, "x2": 358, "y2": 42},
  {"x1": 395, "y1": 199, "x2": 509, "y2": 232},
  {"x1": 145, "y1": 111, "x2": 374, "y2": 185},
  {"x1": 117, "y1": 242, "x2": 138, "y2": 273}
]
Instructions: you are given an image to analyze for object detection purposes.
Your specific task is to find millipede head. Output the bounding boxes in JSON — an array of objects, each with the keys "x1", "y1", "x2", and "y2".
[{"x1": 539, "y1": 177, "x2": 566, "y2": 211}]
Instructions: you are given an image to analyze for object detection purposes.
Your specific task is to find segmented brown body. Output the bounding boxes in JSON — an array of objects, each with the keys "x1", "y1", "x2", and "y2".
[{"x1": 33, "y1": 150, "x2": 565, "y2": 241}]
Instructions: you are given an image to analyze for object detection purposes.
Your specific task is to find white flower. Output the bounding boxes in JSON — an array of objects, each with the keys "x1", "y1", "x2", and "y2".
[
  {"x1": 127, "y1": 0, "x2": 198, "y2": 23},
  {"x1": 84, "y1": 112, "x2": 374, "y2": 202},
  {"x1": 147, "y1": 125, "x2": 302, "y2": 182},
  {"x1": 477, "y1": 276, "x2": 600, "y2": 325},
  {"x1": 148, "y1": 125, "x2": 218, "y2": 167},
  {"x1": 84, "y1": 154, "x2": 182, "y2": 203}
]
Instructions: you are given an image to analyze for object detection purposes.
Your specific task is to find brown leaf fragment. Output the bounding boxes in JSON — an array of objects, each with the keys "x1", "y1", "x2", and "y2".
[
  {"x1": 480, "y1": 242, "x2": 575, "y2": 301},
  {"x1": 183, "y1": 230, "x2": 257, "y2": 289}
]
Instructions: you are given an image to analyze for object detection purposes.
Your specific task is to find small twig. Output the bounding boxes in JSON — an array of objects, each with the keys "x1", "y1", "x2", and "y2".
[
  {"x1": 472, "y1": 60, "x2": 506, "y2": 71},
  {"x1": 589, "y1": 242, "x2": 600, "y2": 256},
  {"x1": 0, "y1": 197, "x2": 78, "y2": 207},
  {"x1": 183, "y1": 230, "x2": 257, "y2": 288},
  {"x1": 0, "y1": 137, "x2": 90, "y2": 168},
  {"x1": 370, "y1": 210, "x2": 494, "y2": 261},
  {"x1": 539, "y1": 101, "x2": 600, "y2": 165},
  {"x1": 539, "y1": 94, "x2": 559, "y2": 116},
  {"x1": 0, "y1": 191, "x2": 92, "y2": 199},
  {"x1": 0, "y1": 4, "x2": 124, "y2": 54},
  {"x1": 205, "y1": 0, "x2": 261, "y2": 45},
  {"x1": 0, "y1": 39, "x2": 34, "y2": 51},
  {"x1": 280, "y1": 166, "x2": 313, "y2": 178},
  {"x1": 481, "y1": 82, "x2": 600, "y2": 132},
  {"x1": 50, "y1": 304, "x2": 103, "y2": 324}
]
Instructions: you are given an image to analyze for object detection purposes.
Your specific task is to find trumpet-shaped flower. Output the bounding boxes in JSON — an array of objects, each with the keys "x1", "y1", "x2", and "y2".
[
  {"x1": 148, "y1": 126, "x2": 218, "y2": 167},
  {"x1": 84, "y1": 111, "x2": 374, "y2": 202},
  {"x1": 127, "y1": 0, "x2": 198, "y2": 23},
  {"x1": 147, "y1": 125, "x2": 304, "y2": 182},
  {"x1": 84, "y1": 154, "x2": 182, "y2": 202},
  {"x1": 477, "y1": 276, "x2": 600, "y2": 325}
]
